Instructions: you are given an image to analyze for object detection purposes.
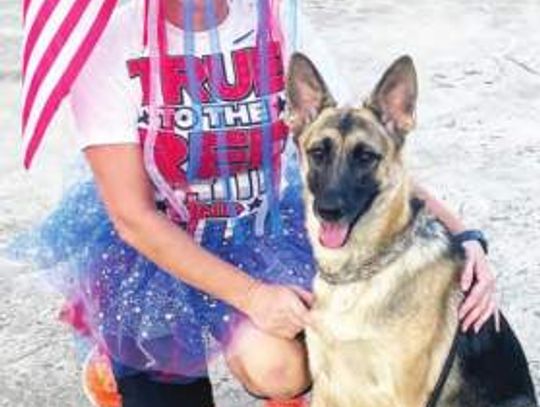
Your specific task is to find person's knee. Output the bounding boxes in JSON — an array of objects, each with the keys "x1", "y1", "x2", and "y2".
[
  {"x1": 254, "y1": 357, "x2": 310, "y2": 399},
  {"x1": 230, "y1": 352, "x2": 310, "y2": 399},
  {"x1": 225, "y1": 326, "x2": 310, "y2": 399}
]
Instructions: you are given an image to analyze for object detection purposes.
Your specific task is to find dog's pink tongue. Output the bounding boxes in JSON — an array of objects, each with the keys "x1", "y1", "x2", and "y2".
[{"x1": 319, "y1": 222, "x2": 349, "y2": 249}]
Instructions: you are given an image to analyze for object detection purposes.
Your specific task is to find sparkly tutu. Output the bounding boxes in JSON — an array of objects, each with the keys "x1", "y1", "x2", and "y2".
[{"x1": 5, "y1": 156, "x2": 315, "y2": 378}]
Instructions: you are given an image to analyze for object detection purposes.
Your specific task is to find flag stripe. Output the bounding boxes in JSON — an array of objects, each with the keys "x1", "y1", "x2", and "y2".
[
  {"x1": 22, "y1": 0, "x2": 60, "y2": 76},
  {"x1": 23, "y1": 0, "x2": 105, "y2": 148},
  {"x1": 23, "y1": 0, "x2": 32, "y2": 21},
  {"x1": 22, "y1": 0, "x2": 117, "y2": 168},
  {"x1": 23, "y1": 0, "x2": 44, "y2": 33},
  {"x1": 22, "y1": 0, "x2": 73, "y2": 101},
  {"x1": 22, "y1": 0, "x2": 91, "y2": 130}
]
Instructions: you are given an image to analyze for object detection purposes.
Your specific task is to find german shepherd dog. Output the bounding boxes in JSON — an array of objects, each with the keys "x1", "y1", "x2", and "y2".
[{"x1": 285, "y1": 54, "x2": 537, "y2": 407}]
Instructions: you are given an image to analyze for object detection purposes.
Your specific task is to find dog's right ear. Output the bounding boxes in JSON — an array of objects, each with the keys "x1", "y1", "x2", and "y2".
[{"x1": 286, "y1": 53, "x2": 336, "y2": 138}]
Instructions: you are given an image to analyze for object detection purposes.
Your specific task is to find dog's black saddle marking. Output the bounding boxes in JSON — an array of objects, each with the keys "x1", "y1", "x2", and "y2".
[
  {"x1": 428, "y1": 313, "x2": 537, "y2": 407},
  {"x1": 455, "y1": 313, "x2": 537, "y2": 407}
]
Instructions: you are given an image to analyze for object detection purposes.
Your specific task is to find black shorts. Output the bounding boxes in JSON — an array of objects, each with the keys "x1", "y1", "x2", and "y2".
[{"x1": 115, "y1": 371, "x2": 215, "y2": 407}]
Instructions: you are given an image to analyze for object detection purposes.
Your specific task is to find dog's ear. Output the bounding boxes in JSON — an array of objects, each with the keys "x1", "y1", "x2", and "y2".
[
  {"x1": 286, "y1": 53, "x2": 336, "y2": 137},
  {"x1": 366, "y1": 55, "x2": 418, "y2": 139}
]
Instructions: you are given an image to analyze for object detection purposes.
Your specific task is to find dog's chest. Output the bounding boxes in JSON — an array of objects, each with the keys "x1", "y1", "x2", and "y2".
[
  {"x1": 306, "y1": 282, "x2": 423, "y2": 407},
  {"x1": 307, "y1": 336, "x2": 448, "y2": 407},
  {"x1": 306, "y1": 259, "x2": 460, "y2": 407},
  {"x1": 306, "y1": 325, "x2": 430, "y2": 407}
]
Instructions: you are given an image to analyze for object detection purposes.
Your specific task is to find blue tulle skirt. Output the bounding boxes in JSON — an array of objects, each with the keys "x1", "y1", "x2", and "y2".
[{"x1": 5, "y1": 167, "x2": 315, "y2": 378}]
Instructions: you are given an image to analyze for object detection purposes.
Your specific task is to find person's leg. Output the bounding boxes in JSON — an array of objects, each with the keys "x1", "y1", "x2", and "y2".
[
  {"x1": 83, "y1": 333, "x2": 213, "y2": 407},
  {"x1": 224, "y1": 319, "x2": 311, "y2": 401},
  {"x1": 116, "y1": 373, "x2": 214, "y2": 407}
]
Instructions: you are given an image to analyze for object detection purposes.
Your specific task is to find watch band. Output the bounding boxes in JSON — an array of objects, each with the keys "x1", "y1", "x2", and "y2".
[{"x1": 452, "y1": 230, "x2": 489, "y2": 255}]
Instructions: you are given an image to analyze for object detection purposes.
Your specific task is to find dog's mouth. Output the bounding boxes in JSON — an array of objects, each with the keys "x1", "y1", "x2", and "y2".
[
  {"x1": 316, "y1": 194, "x2": 378, "y2": 249},
  {"x1": 319, "y1": 221, "x2": 351, "y2": 249},
  {"x1": 318, "y1": 212, "x2": 364, "y2": 249}
]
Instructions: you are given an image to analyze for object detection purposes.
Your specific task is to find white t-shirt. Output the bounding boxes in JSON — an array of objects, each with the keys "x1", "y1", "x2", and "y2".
[{"x1": 70, "y1": 0, "x2": 348, "y2": 240}]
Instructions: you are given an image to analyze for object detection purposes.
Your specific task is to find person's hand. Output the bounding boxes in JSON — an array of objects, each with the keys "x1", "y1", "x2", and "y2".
[
  {"x1": 458, "y1": 240, "x2": 500, "y2": 333},
  {"x1": 243, "y1": 282, "x2": 314, "y2": 339}
]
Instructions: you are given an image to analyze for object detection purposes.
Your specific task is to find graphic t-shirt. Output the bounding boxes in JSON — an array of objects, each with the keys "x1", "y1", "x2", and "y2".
[{"x1": 70, "y1": 0, "x2": 348, "y2": 241}]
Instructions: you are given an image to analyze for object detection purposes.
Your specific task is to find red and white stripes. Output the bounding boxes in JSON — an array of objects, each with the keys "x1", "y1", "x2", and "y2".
[{"x1": 21, "y1": 0, "x2": 118, "y2": 168}]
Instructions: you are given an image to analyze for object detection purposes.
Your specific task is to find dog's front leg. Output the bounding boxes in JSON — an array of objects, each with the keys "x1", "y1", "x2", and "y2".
[
  {"x1": 310, "y1": 391, "x2": 331, "y2": 407},
  {"x1": 305, "y1": 328, "x2": 331, "y2": 407}
]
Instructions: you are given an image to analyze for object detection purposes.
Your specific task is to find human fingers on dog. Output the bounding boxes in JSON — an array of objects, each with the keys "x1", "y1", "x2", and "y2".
[
  {"x1": 460, "y1": 241, "x2": 488, "y2": 291},
  {"x1": 473, "y1": 300, "x2": 497, "y2": 333},
  {"x1": 469, "y1": 250, "x2": 498, "y2": 331},
  {"x1": 288, "y1": 293, "x2": 313, "y2": 328},
  {"x1": 289, "y1": 286, "x2": 315, "y2": 307},
  {"x1": 471, "y1": 247, "x2": 491, "y2": 288},
  {"x1": 273, "y1": 322, "x2": 303, "y2": 340},
  {"x1": 458, "y1": 263, "x2": 496, "y2": 320},
  {"x1": 460, "y1": 276, "x2": 495, "y2": 323},
  {"x1": 262, "y1": 311, "x2": 303, "y2": 339},
  {"x1": 280, "y1": 305, "x2": 306, "y2": 339},
  {"x1": 246, "y1": 284, "x2": 306, "y2": 338},
  {"x1": 461, "y1": 290, "x2": 491, "y2": 332},
  {"x1": 286, "y1": 303, "x2": 308, "y2": 331},
  {"x1": 264, "y1": 323, "x2": 297, "y2": 340},
  {"x1": 288, "y1": 286, "x2": 316, "y2": 327}
]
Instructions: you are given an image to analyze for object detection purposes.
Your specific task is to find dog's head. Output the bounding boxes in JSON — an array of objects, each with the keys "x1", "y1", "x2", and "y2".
[{"x1": 286, "y1": 54, "x2": 418, "y2": 250}]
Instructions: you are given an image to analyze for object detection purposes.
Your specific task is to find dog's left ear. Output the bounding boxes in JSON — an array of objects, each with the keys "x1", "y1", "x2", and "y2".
[
  {"x1": 366, "y1": 55, "x2": 418, "y2": 139},
  {"x1": 286, "y1": 53, "x2": 337, "y2": 138}
]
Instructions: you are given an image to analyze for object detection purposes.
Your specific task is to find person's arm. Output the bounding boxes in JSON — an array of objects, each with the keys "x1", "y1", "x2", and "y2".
[
  {"x1": 68, "y1": 6, "x2": 312, "y2": 340},
  {"x1": 85, "y1": 145, "x2": 313, "y2": 339},
  {"x1": 412, "y1": 183, "x2": 466, "y2": 233},
  {"x1": 412, "y1": 182, "x2": 498, "y2": 333}
]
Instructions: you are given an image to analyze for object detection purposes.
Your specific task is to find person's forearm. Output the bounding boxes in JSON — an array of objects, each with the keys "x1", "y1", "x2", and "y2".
[
  {"x1": 116, "y1": 209, "x2": 255, "y2": 314},
  {"x1": 412, "y1": 182, "x2": 466, "y2": 234}
]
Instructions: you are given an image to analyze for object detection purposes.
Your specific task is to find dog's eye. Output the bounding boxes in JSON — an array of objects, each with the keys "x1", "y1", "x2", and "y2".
[
  {"x1": 307, "y1": 138, "x2": 333, "y2": 165},
  {"x1": 308, "y1": 147, "x2": 327, "y2": 165},
  {"x1": 352, "y1": 147, "x2": 380, "y2": 166}
]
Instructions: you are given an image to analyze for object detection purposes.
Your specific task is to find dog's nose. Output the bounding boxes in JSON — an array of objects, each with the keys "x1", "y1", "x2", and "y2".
[{"x1": 318, "y1": 205, "x2": 345, "y2": 222}]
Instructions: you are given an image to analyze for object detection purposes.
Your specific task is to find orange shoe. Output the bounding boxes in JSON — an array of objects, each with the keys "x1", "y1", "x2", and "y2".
[
  {"x1": 264, "y1": 397, "x2": 308, "y2": 407},
  {"x1": 82, "y1": 347, "x2": 122, "y2": 407}
]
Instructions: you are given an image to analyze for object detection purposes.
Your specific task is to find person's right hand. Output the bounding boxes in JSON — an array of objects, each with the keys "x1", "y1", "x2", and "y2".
[{"x1": 243, "y1": 283, "x2": 314, "y2": 339}]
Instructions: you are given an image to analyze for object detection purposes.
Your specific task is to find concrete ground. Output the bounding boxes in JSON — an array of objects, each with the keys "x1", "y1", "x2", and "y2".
[{"x1": 1, "y1": 0, "x2": 539, "y2": 405}]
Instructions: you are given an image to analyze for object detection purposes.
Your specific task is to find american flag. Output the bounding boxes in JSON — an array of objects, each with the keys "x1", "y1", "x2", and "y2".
[{"x1": 21, "y1": 0, "x2": 118, "y2": 168}]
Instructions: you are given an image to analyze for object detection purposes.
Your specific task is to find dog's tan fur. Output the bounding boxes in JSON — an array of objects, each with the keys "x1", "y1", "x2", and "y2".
[
  {"x1": 286, "y1": 54, "x2": 466, "y2": 407},
  {"x1": 307, "y1": 236, "x2": 462, "y2": 407}
]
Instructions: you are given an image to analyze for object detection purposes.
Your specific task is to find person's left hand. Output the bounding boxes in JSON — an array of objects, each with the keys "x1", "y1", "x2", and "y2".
[{"x1": 458, "y1": 240, "x2": 500, "y2": 333}]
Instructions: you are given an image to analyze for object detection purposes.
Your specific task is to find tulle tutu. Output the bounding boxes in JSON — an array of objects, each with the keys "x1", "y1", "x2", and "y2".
[{"x1": 4, "y1": 155, "x2": 315, "y2": 378}]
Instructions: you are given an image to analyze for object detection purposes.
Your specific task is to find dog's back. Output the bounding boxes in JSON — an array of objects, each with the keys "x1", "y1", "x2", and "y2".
[{"x1": 447, "y1": 314, "x2": 537, "y2": 407}]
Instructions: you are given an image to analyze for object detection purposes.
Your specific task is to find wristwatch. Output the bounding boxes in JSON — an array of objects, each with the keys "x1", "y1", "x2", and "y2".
[{"x1": 452, "y1": 229, "x2": 489, "y2": 255}]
